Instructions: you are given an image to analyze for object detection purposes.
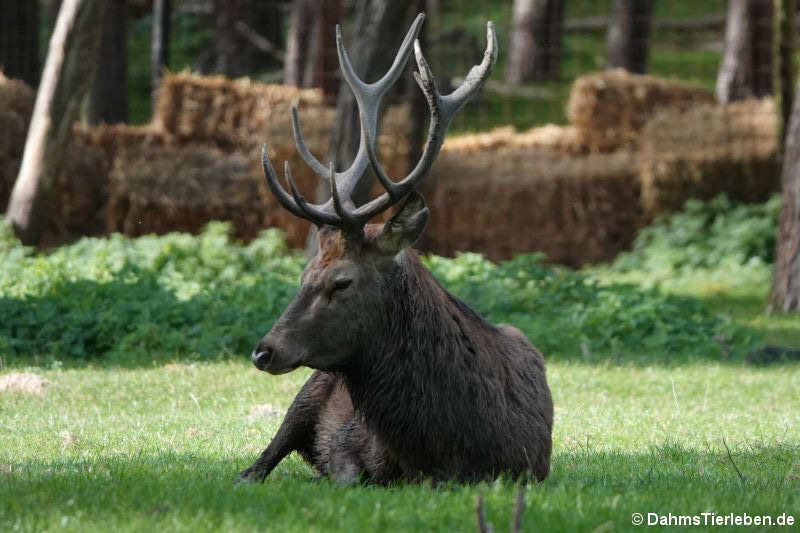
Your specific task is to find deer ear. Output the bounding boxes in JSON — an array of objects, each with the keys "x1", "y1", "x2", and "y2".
[{"x1": 375, "y1": 192, "x2": 429, "y2": 254}]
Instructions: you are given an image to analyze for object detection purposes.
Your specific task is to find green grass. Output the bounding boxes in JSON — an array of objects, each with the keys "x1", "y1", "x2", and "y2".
[
  {"x1": 2, "y1": 196, "x2": 800, "y2": 531},
  {"x1": 2, "y1": 356, "x2": 798, "y2": 531},
  {"x1": 2, "y1": 258, "x2": 800, "y2": 530}
]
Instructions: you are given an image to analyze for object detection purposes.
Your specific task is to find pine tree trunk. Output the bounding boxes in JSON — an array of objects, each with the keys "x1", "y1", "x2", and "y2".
[
  {"x1": 305, "y1": 0, "x2": 420, "y2": 255},
  {"x1": 213, "y1": 0, "x2": 247, "y2": 77},
  {"x1": 7, "y1": 0, "x2": 107, "y2": 245},
  {"x1": 329, "y1": 0, "x2": 418, "y2": 204},
  {"x1": 89, "y1": 0, "x2": 128, "y2": 124},
  {"x1": 214, "y1": 0, "x2": 284, "y2": 78},
  {"x1": 0, "y1": 0, "x2": 41, "y2": 86},
  {"x1": 771, "y1": 73, "x2": 800, "y2": 311},
  {"x1": 286, "y1": 0, "x2": 340, "y2": 100},
  {"x1": 506, "y1": 0, "x2": 565, "y2": 84},
  {"x1": 776, "y1": 0, "x2": 796, "y2": 144},
  {"x1": 606, "y1": 0, "x2": 655, "y2": 74},
  {"x1": 716, "y1": 0, "x2": 773, "y2": 103},
  {"x1": 151, "y1": 0, "x2": 171, "y2": 101}
]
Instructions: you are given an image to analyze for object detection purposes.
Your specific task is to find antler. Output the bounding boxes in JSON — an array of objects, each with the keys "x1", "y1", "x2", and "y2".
[{"x1": 262, "y1": 13, "x2": 498, "y2": 237}]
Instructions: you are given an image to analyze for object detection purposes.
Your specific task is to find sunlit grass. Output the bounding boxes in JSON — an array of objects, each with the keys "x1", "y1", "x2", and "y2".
[{"x1": 2, "y1": 357, "x2": 798, "y2": 532}]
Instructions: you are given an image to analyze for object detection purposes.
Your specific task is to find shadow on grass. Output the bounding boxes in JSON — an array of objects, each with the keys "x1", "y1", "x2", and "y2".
[{"x1": 2, "y1": 444, "x2": 797, "y2": 532}]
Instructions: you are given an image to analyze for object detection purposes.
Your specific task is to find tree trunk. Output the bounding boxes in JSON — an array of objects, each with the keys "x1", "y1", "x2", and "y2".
[
  {"x1": 776, "y1": 0, "x2": 797, "y2": 145},
  {"x1": 7, "y1": 0, "x2": 107, "y2": 245},
  {"x1": 214, "y1": 0, "x2": 284, "y2": 78},
  {"x1": 286, "y1": 0, "x2": 340, "y2": 100},
  {"x1": 606, "y1": 0, "x2": 655, "y2": 74},
  {"x1": 151, "y1": 0, "x2": 171, "y2": 102},
  {"x1": 0, "y1": 0, "x2": 40, "y2": 86},
  {"x1": 304, "y1": 0, "x2": 421, "y2": 256},
  {"x1": 506, "y1": 0, "x2": 565, "y2": 84},
  {"x1": 329, "y1": 0, "x2": 419, "y2": 204},
  {"x1": 716, "y1": 0, "x2": 773, "y2": 103},
  {"x1": 213, "y1": 0, "x2": 247, "y2": 77},
  {"x1": 89, "y1": 0, "x2": 128, "y2": 124},
  {"x1": 770, "y1": 73, "x2": 800, "y2": 310},
  {"x1": 284, "y1": 0, "x2": 313, "y2": 86}
]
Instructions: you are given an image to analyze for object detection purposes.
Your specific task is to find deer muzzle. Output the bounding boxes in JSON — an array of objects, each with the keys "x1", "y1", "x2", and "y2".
[{"x1": 251, "y1": 338, "x2": 301, "y2": 375}]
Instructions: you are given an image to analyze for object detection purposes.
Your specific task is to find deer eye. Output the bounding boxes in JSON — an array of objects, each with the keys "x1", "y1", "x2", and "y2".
[{"x1": 329, "y1": 278, "x2": 353, "y2": 298}]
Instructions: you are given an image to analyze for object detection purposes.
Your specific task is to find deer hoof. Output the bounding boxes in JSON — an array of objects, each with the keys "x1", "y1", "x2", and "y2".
[{"x1": 235, "y1": 467, "x2": 267, "y2": 486}]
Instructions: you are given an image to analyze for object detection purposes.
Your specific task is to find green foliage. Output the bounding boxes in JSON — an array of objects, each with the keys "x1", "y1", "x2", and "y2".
[
  {"x1": 425, "y1": 253, "x2": 750, "y2": 360},
  {"x1": 0, "y1": 220, "x2": 304, "y2": 363},
  {"x1": 612, "y1": 195, "x2": 781, "y2": 273},
  {"x1": 0, "y1": 217, "x2": 750, "y2": 364}
]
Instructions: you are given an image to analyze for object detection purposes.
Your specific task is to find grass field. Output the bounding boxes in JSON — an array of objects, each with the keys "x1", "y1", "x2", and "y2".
[{"x1": 2, "y1": 255, "x2": 799, "y2": 531}]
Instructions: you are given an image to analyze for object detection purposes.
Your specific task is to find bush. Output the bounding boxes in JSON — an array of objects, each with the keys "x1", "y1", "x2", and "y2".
[
  {"x1": 612, "y1": 194, "x2": 781, "y2": 272},
  {"x1": 0, "y1": 219, "x2": 750, "y2": 363},
  {"x1": 0, "y1": 221, "x2": 304, "y2": 362},
  {"x1": 426, "y1": 253, "x2": 750, "y2": 359}
]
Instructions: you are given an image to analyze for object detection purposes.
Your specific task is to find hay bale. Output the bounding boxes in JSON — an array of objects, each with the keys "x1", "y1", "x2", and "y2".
[
  {"x1": 567, "y1": 69, "x2": 714, "y2": 152},
  {"x1": 152, "y1": 71, "x2": 329, "y2": 148},
  {"x1": 43, "y1": 142, "x2": 111, "y2": 243},
  {"x1": 0, "y1": 70, "x2": 35, "y2": 119},
  {"x1": 443, "y1": 124, "x2": 587, "y2": 155},
  {"x1": 0, "y1": 72, "x2": 35, "y2": 210},
  {"x1": 152, "y1": 71, "x2": 412, "y2": 158},
  {"x1": 72, "y1": 123, "x2": 171, "y2": 162},
  {"x1": 640, "y1": 98, "x2": 779, "y2": 216},
  {"x1": 418, "y1": 145, "x2": 642, "y2": 266},
  {"x1": 105, "y1": 143, "x2": 321, "y2": 246}
]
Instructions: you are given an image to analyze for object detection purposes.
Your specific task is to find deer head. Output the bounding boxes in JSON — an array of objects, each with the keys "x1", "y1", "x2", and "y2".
[{"x1": 252, "y1": 13, "x2": 497, "y2": 374}]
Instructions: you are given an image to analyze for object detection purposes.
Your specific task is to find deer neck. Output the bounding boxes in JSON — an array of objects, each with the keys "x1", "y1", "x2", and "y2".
[{"x1": 342, "y1": 250, "x2": 498, "y2": 454}]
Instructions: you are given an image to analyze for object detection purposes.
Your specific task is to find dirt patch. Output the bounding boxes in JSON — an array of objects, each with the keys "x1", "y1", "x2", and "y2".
[
  {"x1": 0, "y1": 372, "x2": 49, "y2": 395},
  {"x1": 247, "y1": 404, "x2": 284, "y2": 421},
  {"x1": 59, "y1": 429, "x2": 79, "y2": 448}
]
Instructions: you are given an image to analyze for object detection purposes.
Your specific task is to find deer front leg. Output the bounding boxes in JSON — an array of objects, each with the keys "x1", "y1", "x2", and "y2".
[{"x1": 237, "y1": 370, "x2": 338, "y2": 483}]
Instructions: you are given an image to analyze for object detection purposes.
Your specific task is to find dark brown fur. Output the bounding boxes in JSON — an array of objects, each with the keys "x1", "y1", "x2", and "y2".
[{"x1": 239, "y1": 219, "x2": 553, "y2": 485}]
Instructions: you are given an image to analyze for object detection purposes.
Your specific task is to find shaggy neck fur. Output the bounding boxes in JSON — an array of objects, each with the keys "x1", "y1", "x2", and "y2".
[{"x1": 342, "y1": 249, "x2": 515, "y2": 479}]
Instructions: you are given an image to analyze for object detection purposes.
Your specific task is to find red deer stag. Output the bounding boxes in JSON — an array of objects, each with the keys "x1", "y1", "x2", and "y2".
[{"x1": 238, "y1": 13, "x2": 553, "y2": 485}]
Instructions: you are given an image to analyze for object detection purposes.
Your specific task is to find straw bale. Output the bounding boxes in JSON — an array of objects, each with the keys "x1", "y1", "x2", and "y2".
[
  {"x1": 105, "y1": 143, "x2": 321, "y2": 246},
  {"x1": 443, "y1": 124, "x2": 587, "y2": 155},
  {"x1": 0, "y1": 109, "x2": 29, "y2": 210},
  {"x1": 640, "y1": 98, "x2": 780, "y2": 215},
  {"x1": 418, "y1": 147, "x2": 643, "y2": 266},
  {"x1": 567, "y1": 69, "x2": 714, "y2": 152},
  {"x1": 0, "y1": 72, "x2": 35, "y2": 210},
  {"x1": 0, "y1": 70, "x2": 35, "y2": 120},
  {"x1": 152, "y1": 71, "x2": 328, "y2": 148},
  {"x1": 50, "y1": 142, "x2": 110, "y2": 238},
  {"x1": 72, "y1": 123, "x2": 172, "y2": 161},
  {"x1": 152, "y1": 72, "x2": 412, "y2": 157}
]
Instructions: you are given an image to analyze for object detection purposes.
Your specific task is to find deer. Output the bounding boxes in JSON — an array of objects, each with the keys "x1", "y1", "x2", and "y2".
[{"x1": 238, "y1": 13, "x2": 553, "y2": 485}]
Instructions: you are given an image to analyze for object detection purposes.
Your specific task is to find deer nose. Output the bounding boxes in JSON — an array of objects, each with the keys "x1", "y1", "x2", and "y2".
[{"x1": 251, "y1": 344, "x2": 274, "y2": 371}]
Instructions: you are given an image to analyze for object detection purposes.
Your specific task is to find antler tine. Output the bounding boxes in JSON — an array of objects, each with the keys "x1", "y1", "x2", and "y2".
[
  {"x1": 283, "y1": 161, "x2": 340, "y2": 226},
  {"x1": 288, "y1": 14, "x2": 425, "y2": 195},
  {"x1": 434, "y1": 21, "x2": 498, "y2": 130},
  {"x1": 328, "y1": 161, "x2": 360, "y2": 230},
  {"x1": 350, "y1": 21, "x2": 497, "y2": 224},
  {"x1": 260, "y1": 145, "x2": 307, "y2": 220},
  {"x1": 260, "y1": 144, "x2": 339, "y2": 226},
  {"x1": 291, "y1": 107, "x2": 330, "y2": 181}
]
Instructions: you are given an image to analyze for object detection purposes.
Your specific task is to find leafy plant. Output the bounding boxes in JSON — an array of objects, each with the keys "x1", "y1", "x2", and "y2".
[
  {"x1": 0, "y1": 218, "x2": 753, "y2": 364},
  {"x1": 612, "y1": 195, "x2": 781, "y2": 273}
]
